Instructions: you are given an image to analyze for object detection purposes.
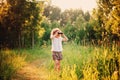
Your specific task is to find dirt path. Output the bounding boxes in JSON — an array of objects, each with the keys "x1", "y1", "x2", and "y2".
[{"x1": 12, "y1": 59, "x2": 48, "y2": 80}]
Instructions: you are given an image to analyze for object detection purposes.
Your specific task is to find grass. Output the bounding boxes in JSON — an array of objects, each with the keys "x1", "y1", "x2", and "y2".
[
  {"x1": 62, "y1": 43, "x2": 94, "y2": 64},
  {"x1": 0, "y1": 49, "x2": 26, "y2": 80},
  {"x1": 1, "y1": 42, "x2": 119, "y2": 80},
  {"x1": 10, "y1": 42, "x2": 95, "y2": 80}
]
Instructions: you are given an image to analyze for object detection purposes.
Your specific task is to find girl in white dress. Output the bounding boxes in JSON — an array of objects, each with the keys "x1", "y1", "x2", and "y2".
[{"x1": 50, "y1": 28, "x2": 68, "y2": 71}]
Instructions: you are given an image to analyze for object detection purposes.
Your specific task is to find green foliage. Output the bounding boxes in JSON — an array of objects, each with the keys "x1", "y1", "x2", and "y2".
[
  {"x1": 43, "y1": 6, "x2": 96, "y2": 44},
  {"x1": 43, "y1": 5, "x2": 61, "y2": 22},
  {"x1": 8, "y1": 43, "x2": 119, "y2": 80},
  {"x1": 46, "y1": 44, "x2": 119, "y2": 80},
  {"x1": 40, "y1": 18, "x2": 61, "y2": 45},
  {"x1": 47, "y1": 43, "x2": 95, "y2": 80},
  {"x1": 62, "y1": 14, "x2": 96, "y2": 44},
  {"x1": 40, "y1": 21, "x2": 50, "y2": 42},
  {"x1": 82, "y1": 45, "x2": 120, "y2": 80},
  {"x1": 63, "y1": 22, "x2": 77, "y2": 41},
  {"x1": 0, "y1": 49, "x2": 25, "y2": 80},
  {"x1": 95, "y1": 0, "x2": 120, "y2": 41},
  {"x1": 0, "y1": 0, "x2": 44, "y2": 48},
  {"x1": 84, "y1": 11, "x2": 90, "y2": 21},
  {"x1": 60, "y1": 9, "x2": 84, "y2": 26},
  {"x1": 43, "y1": 3, "x2": 120, "y2": 45}
]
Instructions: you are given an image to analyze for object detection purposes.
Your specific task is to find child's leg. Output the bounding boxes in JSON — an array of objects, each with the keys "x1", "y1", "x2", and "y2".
[{"x1": 55, "y1": 60, "x2": 60, "y2": 71}]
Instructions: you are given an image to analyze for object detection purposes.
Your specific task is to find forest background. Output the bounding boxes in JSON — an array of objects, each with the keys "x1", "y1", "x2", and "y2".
[{"x1": 0, "y1": 0, "x2": 120, "y2": 80}]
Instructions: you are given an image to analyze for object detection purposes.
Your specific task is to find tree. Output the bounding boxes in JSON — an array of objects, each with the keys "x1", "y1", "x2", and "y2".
[
  {"x1": 84, "y1": 11, "x2": 90, "y2": 21},
  {"x1": 0, "y1": 0, "x2": 44, "y2": 48},
  {"x1": 43, "y1": 5, "x2": 61, "y2": 22},
  {"x1": 96, "y1": 1, "x2": 120, "y2": 77},
  {"x1": 60, "y1": 9, "x2": 84, "y2": 26},
  {"x1": 23, "y1": 1, "x2": 44, "y2": 48},
  {"x1": 96, "y1": 0, "x2": 120, "y2": 41}
]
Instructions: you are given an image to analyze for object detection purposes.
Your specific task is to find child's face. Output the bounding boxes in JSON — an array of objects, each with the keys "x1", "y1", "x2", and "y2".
[{"x1": 55, "y1": 31, "x2": 62, "y2": 37}]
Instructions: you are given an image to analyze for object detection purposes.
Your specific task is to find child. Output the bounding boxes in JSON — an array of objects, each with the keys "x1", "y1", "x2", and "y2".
[{"x1": 50, "y1": 28, "x2": 68, "y2": 71}]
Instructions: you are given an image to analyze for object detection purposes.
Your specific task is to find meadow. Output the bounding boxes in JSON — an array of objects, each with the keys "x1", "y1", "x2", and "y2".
[
  {"x1": 0, "y1": 42, "x2": 119, "y2": 80},
  {"x1": 1, "y1": 0, "x2": 120, "y2": 80}
]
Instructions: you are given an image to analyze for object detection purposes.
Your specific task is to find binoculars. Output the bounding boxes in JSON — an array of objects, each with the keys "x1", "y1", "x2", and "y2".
[{"x1": 58, "y1": 32, "x2": 63, "y2": 34}]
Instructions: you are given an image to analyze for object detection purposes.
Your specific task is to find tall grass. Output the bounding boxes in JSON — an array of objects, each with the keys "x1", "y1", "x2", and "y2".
[
  {"x1": 2, "y1": 42, "x2": 119, "y2": 80},
  {"x1": 48, "y1": 42, "x2": 120, "y2": 80},
  {"x1": 82, "y1": 45, "x2": 120, "y2": 80},
  {"x1": 48, "y1": 42, "x2": 95, "y2": 80},
  {"x1": 0, "y1": 49, "x2": 26, "y2": 80}
]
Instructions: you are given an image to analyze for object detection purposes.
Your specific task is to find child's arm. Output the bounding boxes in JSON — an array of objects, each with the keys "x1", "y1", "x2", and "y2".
[
  {"x1": 62, "y1": 34, "x2": 68, "y2": 41},
  {"x1": 50, "y1": 34, "x2": 55, "y2": 39},
  {"x1": 50, "y1": 30, "x2": 57, "y2": 39},
  {"x1": 50, "y1": 31, "x2": 54, "y2": 39}
]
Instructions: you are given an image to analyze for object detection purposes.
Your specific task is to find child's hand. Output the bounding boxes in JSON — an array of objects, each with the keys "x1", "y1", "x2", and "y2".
[
  {"x1": 61, "y1": 33, "x2": 65, "y2": 36},
  {"x1": 62, "y1": 33, "x2": 68, "y2": 41},
  {"x1": 54, "y1": 31, "x2": 59, "y2": 36}
]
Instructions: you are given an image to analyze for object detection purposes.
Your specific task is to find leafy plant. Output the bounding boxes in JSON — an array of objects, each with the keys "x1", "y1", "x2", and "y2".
[{"x1": 0, "y1": 49, "x2": 26, "y2": 80}]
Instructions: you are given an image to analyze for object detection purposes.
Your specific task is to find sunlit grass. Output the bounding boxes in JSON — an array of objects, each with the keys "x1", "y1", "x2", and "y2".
[
  {"x1": 82, "y1": 45, "x2": 120, "y2": 80},
  {"x1": 0, "y1": 49, "x2": 26, "y2": 79},
  {"x1": 47, "y1": 43, "x2": 120, "y2": 80},
  {"x1": 47, "y1": 42, "x2": 95, "y2": 79},
  {"x1": 1, "y1": 42, "x2": 119, "y2": 80}
]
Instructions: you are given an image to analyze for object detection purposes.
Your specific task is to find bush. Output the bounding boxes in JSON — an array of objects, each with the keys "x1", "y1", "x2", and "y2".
[
  {"x1": 0, "y1": 49, "x2": 26, "y2": 80},
  {"x1": 82, "y1": 45, "x2": 120, "y2": 80}
]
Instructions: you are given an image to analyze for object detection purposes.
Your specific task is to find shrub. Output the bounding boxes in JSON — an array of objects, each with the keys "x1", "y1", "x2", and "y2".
[
  {"x1": 0, "y1": 49, "x2": 26, "y2": 80},
  {"x1": 82, "y1": 45, "x2": 120, "y2": 80}
]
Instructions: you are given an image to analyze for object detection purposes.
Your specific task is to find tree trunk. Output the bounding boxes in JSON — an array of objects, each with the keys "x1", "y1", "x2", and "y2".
[
  {"x1": 21, "y1": 35, "x2": 24, "y2": 48},
  {"x1": 31, "y1": 30, "x2": 34, "y2": 48},
  {"x1": 18, "y1": 33, "x2": 21, "y2": 48}
]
